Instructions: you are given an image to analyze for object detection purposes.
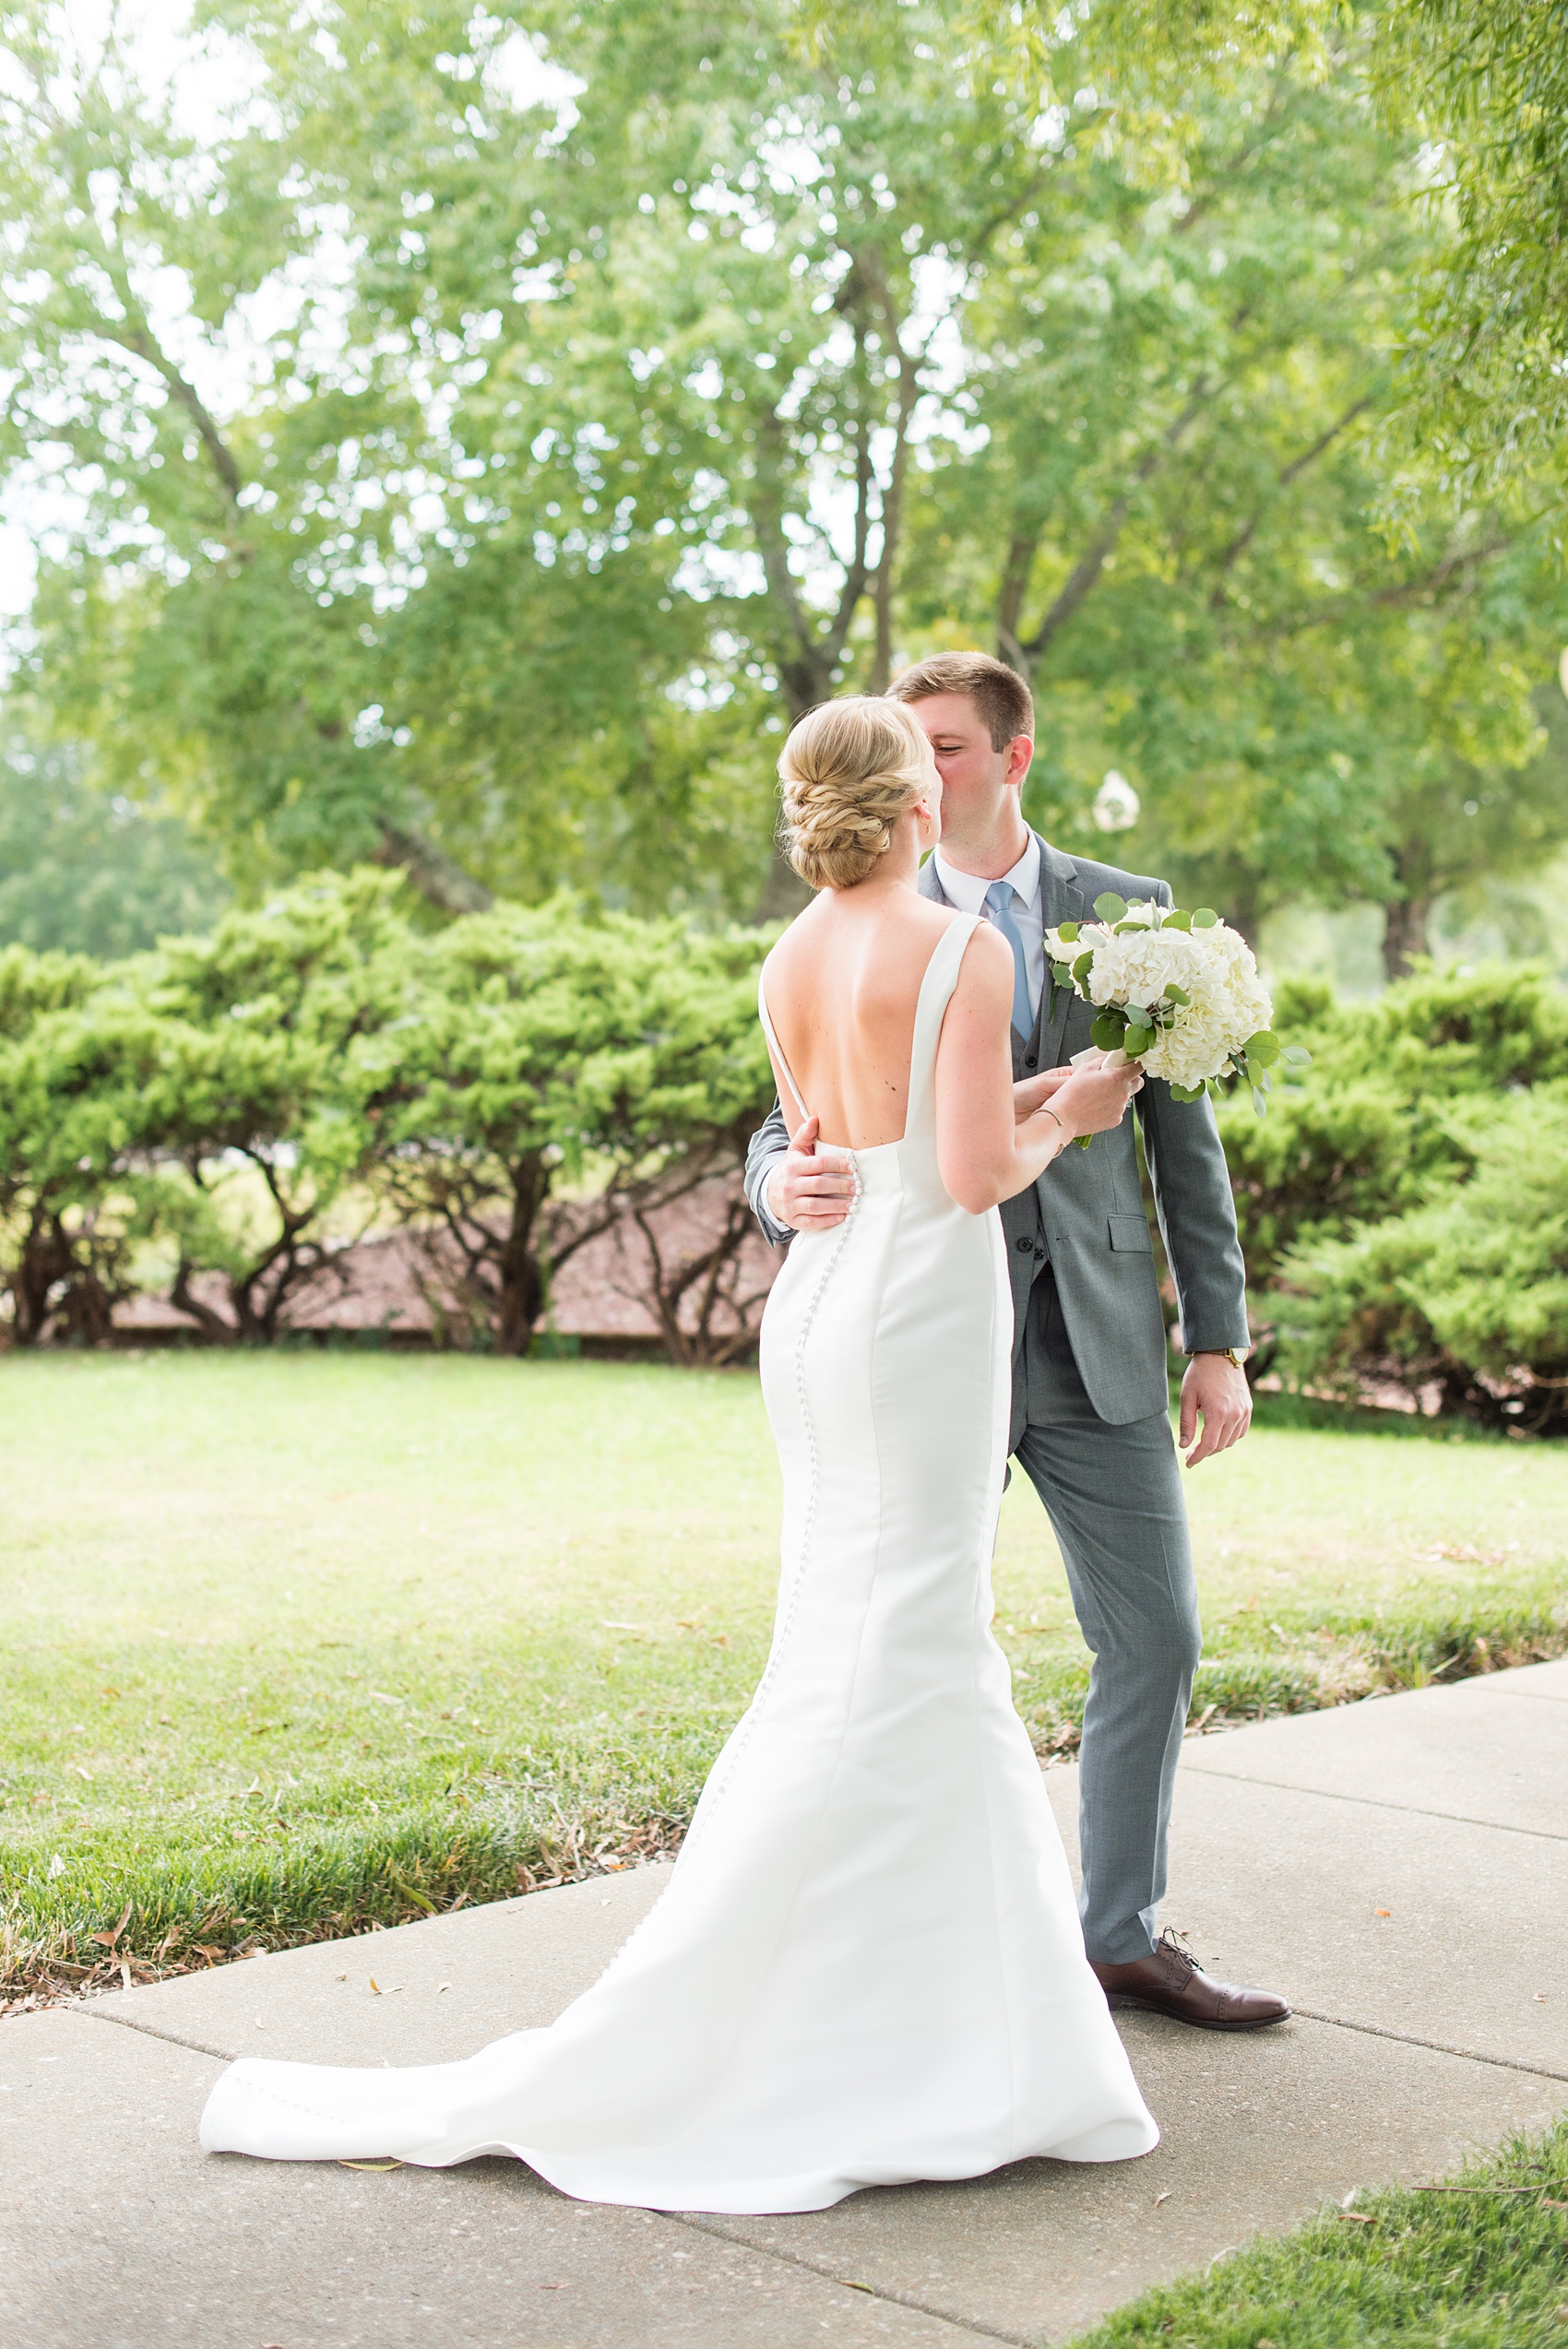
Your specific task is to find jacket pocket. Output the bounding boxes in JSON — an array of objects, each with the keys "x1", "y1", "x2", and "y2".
[{"x1": 1107, "y1": 1212, "x2": 1154, "y2": 1253}]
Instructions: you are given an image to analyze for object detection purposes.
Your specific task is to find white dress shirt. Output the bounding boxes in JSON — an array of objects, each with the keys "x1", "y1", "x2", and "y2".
[{"x1": 932, "y1": 834, "x2": 1045, "y2": 1026}]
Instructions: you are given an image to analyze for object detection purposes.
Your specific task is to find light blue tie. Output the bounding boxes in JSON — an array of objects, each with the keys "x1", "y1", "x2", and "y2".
[{"x1": 984, "y1": 881, "x2": 1033, "y2": 1041}]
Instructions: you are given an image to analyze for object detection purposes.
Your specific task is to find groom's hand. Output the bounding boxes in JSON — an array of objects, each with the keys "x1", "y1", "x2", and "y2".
[
  {"x1": 1179, "y1": 1352, "x2": 1252, "y2": 1466},
  {"x1": 766, "y1": 1113, "x2": 856, "y2": 1234}
]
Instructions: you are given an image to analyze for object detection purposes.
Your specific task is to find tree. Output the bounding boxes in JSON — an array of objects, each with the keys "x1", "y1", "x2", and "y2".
[
  {"x1": 894, "y1": 33, "x2": 1568, "y2": 966},
  {"x1": 358, "y1": 902, "x2": 774, "y2": 1352},
  {"x1": 0, "y1": 941, "x2": 134, "y2": 1343},
  {"x1": 1370, "y1": 0, "x2": 1568, "y2": 500},
  {"x1": 0, "y1": 730, "x2": 227, "y2": 956},
  {"x1": 134, "y1": 871, "x2": 409, "y2": 1342}
]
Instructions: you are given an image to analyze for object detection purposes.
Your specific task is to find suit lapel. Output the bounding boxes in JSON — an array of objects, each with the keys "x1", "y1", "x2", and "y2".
[{"x1": 1033, "y1": 832, "x2": 1086, "y2": 1067}]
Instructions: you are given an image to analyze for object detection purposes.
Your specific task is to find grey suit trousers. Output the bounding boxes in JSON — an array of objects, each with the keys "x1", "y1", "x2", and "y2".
[{"x1": 1014, "y1": 1269, "x2": 1200, "y2": 1965}]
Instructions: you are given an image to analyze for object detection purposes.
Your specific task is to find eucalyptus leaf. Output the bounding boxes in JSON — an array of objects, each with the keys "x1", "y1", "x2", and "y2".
[
  {"x1": 1252, "y1": 1086, "x2": 1268, "y2": 1117},
  {"x1": 1163, "y1": 910, "x2": 1193, "y2": 932},
  {"x1": 1090, "y1": 1011, "x2": 1126, "y2": 1050},
  {"x1": 1055, "y1": 921, "x2": 1080, "y2": 943},
  {"x1": 1168, "y1": 1082, "x2": 1205, "y2": 1102},
  {"x1": 1244, "y1": 1030, "x2": 1281, "y2": 1065},
  {"x1": 1072, "y1": 951, "x2": 1096, "y2": 987},
  {"x1": 1163, "y1": 984, "x2": 1190, "y2": 1006},
  {"x1": 1093, "y1": 893, "x2": 1128, "y2": 922},
  {"x1": 1281, "y1": 1046, "x2": 1313, "y2": 1067},
  {"x1": 1191, "y1": 908, "x2": 1219, "y2": 929}
]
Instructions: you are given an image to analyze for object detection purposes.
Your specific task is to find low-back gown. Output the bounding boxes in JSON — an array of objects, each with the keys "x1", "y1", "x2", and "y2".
[{"x1": 198, "y1": 912, "x2": 1158, "y2": 2213}]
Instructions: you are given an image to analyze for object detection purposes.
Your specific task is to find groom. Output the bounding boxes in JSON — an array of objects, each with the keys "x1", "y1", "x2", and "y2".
[{"x1": 745, "y1": 650, "x2": 1289, "y2": 2031}]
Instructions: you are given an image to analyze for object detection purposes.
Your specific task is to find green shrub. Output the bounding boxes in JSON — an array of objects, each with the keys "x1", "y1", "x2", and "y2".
[
  {"x1": 1278, "y1": 1084, "x2": 1568, "y2": 1429},
  {"x1": 0, "y1": 873, "x2": 774, "y2": 1358},
  {"x1": 1219, "y1": 965, "x2": 1568, "y2": 1291}
]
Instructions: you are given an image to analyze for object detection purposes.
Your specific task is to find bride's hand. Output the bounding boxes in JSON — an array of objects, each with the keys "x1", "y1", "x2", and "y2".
[
  {"x1": 1045, "y1": 1056, "x2": 1143, "y2": 1139},
  {"x1": 1012, "y1": 1068, "x2": 1072, "y2": 1124}
]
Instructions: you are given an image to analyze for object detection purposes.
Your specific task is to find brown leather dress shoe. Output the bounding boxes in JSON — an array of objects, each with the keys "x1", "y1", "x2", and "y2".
[{"x1": 1091, "y1": 1929, "x2": 1290, "y2": 2031}]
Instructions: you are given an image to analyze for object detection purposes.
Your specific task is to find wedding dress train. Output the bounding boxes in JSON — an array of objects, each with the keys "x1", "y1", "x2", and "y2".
[{"x1": 199, "y1": 912, "x2": 1158, "y2": 2212}]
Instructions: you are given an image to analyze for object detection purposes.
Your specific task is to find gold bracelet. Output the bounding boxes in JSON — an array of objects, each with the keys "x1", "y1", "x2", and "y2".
[{"x1": 1035, "y1": 1104, "x2": 1068, "y2": 1140}]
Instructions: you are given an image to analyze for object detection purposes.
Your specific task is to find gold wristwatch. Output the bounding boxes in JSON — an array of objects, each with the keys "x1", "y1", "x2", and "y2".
[{"x1": 1198, "y1": 1346, "x2": 1251, "y2": 1367}]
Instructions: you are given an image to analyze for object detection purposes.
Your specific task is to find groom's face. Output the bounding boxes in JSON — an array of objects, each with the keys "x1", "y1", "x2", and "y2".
[{"x1": 907, "y1": 693, "x2": 1033, "y2": 859}]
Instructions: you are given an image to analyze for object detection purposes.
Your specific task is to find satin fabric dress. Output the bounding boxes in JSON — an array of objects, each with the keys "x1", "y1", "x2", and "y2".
[{"x1": 198, "y1": 912, "x2": 1158, "y2": 2213}]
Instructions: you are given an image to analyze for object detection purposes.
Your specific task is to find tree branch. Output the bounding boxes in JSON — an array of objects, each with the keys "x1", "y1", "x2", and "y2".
[
  {"x1": 97, "y1": 320, "x2": 246, "y2": 516},
  {"x1": 374, "y1": 820, "x2": 494, "y2": 916},
  {"x1": 1208, "y1": 394, "x2": 1374, "y2": 608},
  {"x1": 1015, "y1": 381, "x2": 1213, "y2": 668},
  {"x1": 1256, "y1": 527, "x2": 1514, "y2": 641}
]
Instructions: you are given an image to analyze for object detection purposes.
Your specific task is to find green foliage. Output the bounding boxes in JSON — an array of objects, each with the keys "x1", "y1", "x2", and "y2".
[
  {"x1": 1219, "y1": 964, "x2": 1568, "y2": 1287},
  {"x1": 1280, "y1": 1085, "x2": 1568, "y2": 1429},
  {"x1": 4, "y1": 0, "x2": 1563, "y2": 953},
  {"x1": 0, "y1": 872, "x2": 772, "y2": 1354},
  {"x1": 357, "y1": 901, "x2": 775, "y2": 1349},
  {"x1": 1218, "y1": 962, "x2": 1568, "y2": 1421},
  {"x1": 0, "y1": 737, "x2": 227, "y2": 956},
  {"x1": 1372, "y1": 0, "x2": 1568, "y2": 501}
]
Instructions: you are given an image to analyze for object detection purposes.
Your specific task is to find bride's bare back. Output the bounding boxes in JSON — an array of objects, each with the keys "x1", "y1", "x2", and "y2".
[
  {"x1": 760, "y1": 692, "x2": 1140, "y2": 1215},
  {"x1": 764, "y1": 886, "x2": 961, "y2": 1148}
]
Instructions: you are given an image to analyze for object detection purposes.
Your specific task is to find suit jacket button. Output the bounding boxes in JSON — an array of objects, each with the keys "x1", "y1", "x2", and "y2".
[
  {"x1": 1015, "y1": 1236, "x2": 1032, "y2": 1253},
  {"x1": 1025, "y1": 1053, "x2": 1037, "y2": 1068}
]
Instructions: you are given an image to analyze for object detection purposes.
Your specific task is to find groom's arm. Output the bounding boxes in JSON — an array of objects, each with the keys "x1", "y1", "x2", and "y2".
[
  {"x1": 744, "y1": 1101, "x2": 795, "y2": 1248},
  {"x1": 1132, "y1": 876, "x2": 1249, "y2": 1359},
  {"x1": 1137, "y1": 1077, "x2": 1249, "y2": 1356},
  {"x1": 745, "y1": 1099, "x2": 858, "y2": 1243}
]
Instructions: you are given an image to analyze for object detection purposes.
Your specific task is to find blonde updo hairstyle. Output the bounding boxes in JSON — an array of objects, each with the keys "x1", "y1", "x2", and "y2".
[{"x1": 778, "y1": 696, "x2": 935, "y2": 891}]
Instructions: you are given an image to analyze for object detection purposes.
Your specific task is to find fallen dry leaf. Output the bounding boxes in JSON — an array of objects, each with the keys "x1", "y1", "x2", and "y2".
[
  {"x1": 1154, "y1": 2191, "x2": 1171, "y2": 2207},
  {"x1": 337, "y1": 2159, "x2": 403, "y2": 2172},
  {"x1": 1337, "y1": 2212, "x2": 1375, "y2": 2224}
]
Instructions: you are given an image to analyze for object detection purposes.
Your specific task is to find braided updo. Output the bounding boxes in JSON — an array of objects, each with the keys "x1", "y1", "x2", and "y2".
[{"x1": 777, "y1": 696, "x2": 935, "y2": 890}]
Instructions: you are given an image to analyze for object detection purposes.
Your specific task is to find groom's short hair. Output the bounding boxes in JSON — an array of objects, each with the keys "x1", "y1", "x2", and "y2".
[{"x1": 886, "y1": 652, "x2": 1033, "y2": 753}]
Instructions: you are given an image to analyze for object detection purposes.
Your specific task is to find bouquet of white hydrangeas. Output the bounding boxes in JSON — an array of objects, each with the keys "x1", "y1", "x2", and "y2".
[{"x1": 1043, "y1": 892, "x2": 1309, "y2": 1129}]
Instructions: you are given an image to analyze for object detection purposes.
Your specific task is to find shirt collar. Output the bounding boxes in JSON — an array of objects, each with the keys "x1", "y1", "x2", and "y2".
[{"x1": 933, "y1": 830, "x2": 1040, "y2": 916}]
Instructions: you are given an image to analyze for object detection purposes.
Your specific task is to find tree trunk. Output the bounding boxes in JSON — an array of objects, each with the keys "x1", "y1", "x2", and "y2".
[
  {"x1": 171, "y1": 1256, "x2": 239, "y2": 1344},
  {"x1": 375, "y1": 821, "x2": 494, "y2": 918},
  {"x1": 1382, "y1": 894, "x2": 1432, "y2": 981},
  {"x1": 494, "y1": 1157, "x2": 551, "y2": 1355},
  {"x1": 8, "y1": 1209, "x2": 74, "y2": 1345}
]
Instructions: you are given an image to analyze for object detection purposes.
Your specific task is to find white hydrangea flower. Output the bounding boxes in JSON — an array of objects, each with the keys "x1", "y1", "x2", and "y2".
[{"x1": 1045, "y1": 904, "x2": 1273, "y2": 1090}]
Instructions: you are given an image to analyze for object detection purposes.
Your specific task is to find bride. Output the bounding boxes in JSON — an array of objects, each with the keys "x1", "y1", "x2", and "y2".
[{"x1": 199, "y1": 695, "x2": 1158, "y2": 2213}]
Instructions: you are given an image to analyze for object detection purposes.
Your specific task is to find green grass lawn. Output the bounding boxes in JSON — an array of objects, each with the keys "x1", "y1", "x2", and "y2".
[
  {"x1": 2, "y1": 1352, "x2": 1564, "y2": 1997},
  {"x1": 1078, "y1": 2118, "x2": 1568, "y2": 2349}
]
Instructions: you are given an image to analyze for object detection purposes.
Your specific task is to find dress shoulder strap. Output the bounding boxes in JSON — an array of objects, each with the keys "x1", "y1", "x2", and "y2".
[
  {"x1": 758, "y1": 960, "x2": 811, "y2": 1129},
  {"x1": 903, "y1": 912, "x2": 982, "y2": 1136}
]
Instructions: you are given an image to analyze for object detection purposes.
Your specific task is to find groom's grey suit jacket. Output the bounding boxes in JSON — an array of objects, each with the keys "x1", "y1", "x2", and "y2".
[{"x1": 744, "y1": 834, "x2": 1250, "y2": 1445}]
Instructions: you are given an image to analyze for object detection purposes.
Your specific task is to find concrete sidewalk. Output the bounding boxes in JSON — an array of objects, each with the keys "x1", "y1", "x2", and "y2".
[{"x1": 3, "y1": 1662, "x2": 1564, "y2": 2349}]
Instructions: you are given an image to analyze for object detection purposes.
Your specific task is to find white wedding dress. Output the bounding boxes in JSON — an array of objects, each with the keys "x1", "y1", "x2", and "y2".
[{"x1": 199, "y1": 913, "x2": 1158, "y2": 2212}]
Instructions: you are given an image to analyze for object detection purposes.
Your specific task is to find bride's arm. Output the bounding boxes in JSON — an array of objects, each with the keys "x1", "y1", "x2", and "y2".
[{"x1": 935, "y1": 929, "x2": 1141, "y2": 1214}]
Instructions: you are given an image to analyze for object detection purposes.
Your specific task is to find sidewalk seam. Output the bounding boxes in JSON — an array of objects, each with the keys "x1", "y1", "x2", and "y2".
[
  {"x1": 668, "y1": 2214, "x2": 1033, "y2": 2345},
  {"x1": 1176, "y1": 1772, "x2": 1567, "y2": 1842},
  {"x1": 76, "y1": 2006, "x2": 235, "y2": 2064},
  {"x1": 1294, "y1": 2008, "x2": 1568, "y2": 2084}
]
